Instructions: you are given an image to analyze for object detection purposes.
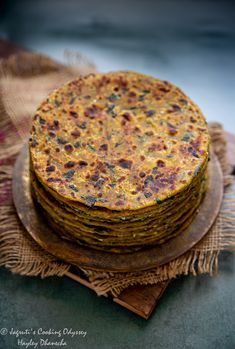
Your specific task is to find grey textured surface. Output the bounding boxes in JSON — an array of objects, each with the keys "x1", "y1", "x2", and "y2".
[
  {"x1": 0, "y1": 252, "x2": 235, "y2": 349},
  {"x1": 0, "y1": 1, "x2": 235, "y2": 348}
]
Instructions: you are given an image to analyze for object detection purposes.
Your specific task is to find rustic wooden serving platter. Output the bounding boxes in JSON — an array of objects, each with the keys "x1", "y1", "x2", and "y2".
[{"x1": 13, "y1": 145, "x2": 223, "y2": 273}]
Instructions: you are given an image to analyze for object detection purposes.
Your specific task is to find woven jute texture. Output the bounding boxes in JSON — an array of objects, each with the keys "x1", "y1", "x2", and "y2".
[{"x1": 0, "y1": 52, "x2": 235, "y2": 297}]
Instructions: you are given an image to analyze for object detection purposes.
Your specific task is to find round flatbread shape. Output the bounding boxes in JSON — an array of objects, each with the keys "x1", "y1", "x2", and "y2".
[
  {"x1": 30, "y1": 71, "x2": 209, "y2": 210},
  {"x1": 29, "y1": 71, "x2": 210, "y2": 252}
]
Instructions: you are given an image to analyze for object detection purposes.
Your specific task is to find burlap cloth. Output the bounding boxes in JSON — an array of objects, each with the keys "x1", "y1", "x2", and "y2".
[{"x1": 0, "y1": 52, "x2": 235, "y2": 297}]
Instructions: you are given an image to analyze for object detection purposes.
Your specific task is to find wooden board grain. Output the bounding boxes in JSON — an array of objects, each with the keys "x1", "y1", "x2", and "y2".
[{"x1": 113, "y1": 282, "x2": 170, "y2": 319}]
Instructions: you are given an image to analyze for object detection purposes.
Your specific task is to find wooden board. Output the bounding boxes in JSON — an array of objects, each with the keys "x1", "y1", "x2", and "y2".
[
  {"x1": 12, "y1": 145, "x2": 223, "y2": 273},
  {"x1": 113, "y1": 282, "x2": 170, "y2": 319},
  {"x1": 65, "y1": 267, "x2": 170, "y2": 319}
]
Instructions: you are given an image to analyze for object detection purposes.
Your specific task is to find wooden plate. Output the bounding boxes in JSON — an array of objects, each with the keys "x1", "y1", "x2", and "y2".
[{"x1": 12, "y1": 145, "x2": 223, "y2": 272}]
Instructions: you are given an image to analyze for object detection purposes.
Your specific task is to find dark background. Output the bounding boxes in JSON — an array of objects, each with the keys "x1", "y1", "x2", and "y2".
[
  {"x1": 0, "y1": 1, "x2": 235, "y2": 349},
  {"x1": 0, "y1": 0, "x2": 235, "y2": 130}
]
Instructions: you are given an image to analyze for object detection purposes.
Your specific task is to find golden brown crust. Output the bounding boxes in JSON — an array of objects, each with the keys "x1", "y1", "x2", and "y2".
[{"x1": 29, "y1": 71, "x2": 210, "y2": 211}]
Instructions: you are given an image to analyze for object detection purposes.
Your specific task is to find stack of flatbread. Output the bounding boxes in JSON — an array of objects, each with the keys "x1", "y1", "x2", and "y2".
[{"x1": 29, "y1": 71, "x2": 210, "y2": 253}]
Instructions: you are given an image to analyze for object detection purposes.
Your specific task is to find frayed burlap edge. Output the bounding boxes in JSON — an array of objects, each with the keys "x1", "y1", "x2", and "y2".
[
  {"x1": 0, "y1": 164, "x2": 70, "y2": 278},
  {"x1": 0, "y1": 51, "x2": 235, "y2": 297}
]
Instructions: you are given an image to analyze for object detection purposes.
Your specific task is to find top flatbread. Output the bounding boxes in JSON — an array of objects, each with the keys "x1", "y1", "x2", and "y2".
[{"x1": 29, "y1": 71, "x2": 210, "y2": 210}]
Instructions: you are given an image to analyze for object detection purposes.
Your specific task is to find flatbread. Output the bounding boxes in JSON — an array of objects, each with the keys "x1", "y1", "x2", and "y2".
[
  {"x1": 29, "y1": 71, "x2": 210, "y2": 252},
  {"x1": 29, "y1": 71, "x2": 209, "y2": 210}
]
